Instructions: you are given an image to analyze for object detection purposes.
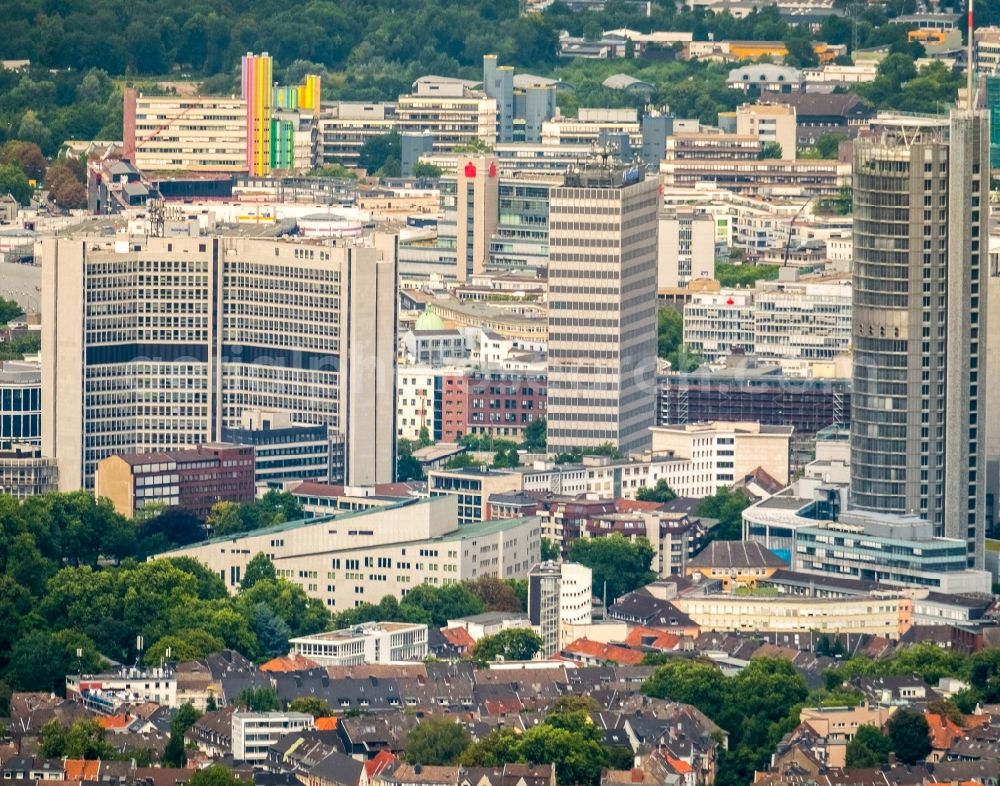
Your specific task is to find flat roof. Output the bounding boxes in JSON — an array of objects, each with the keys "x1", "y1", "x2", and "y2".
[{"x1": 290, "y1": 622, "x2": 425, "y2": 643}]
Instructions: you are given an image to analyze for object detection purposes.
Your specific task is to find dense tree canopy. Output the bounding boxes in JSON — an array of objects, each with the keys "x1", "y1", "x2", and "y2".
[
  {"x1": 405, "y1": 717, "x2": 472, "y2": 765},
  {"x1": 472, "y1": 628, "x2": 543, "y2": 663},
  {"x1": 569, "y1": 533, "x2": 654, "y2": 603}
]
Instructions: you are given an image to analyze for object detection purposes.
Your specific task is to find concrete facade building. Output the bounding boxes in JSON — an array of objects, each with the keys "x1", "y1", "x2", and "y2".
[
  {"x1": 657, "y1": 208, "x2": 716, "y2": 289},
  {"x1": 396, "y1": 77, "x2": 497, "y2": 152},
  {"x1": 426, "y1": 467, "x2": 522, "y2": 524},
  {"x1": 650, "y1": 421, "x2": 793, "y2": 487},
  {"x1": 975, "y1": 26, "x2": 1000, "y2": 76},
  {"x1": 318, "y1": 103, "x2": 398, "y2": 169},
  {"x1": 289, "y1": 622, "x2": 429, "y2": 665},
  {"x1": 736, "y1": 102, "x2": 798, "y2": 159},
  {"x1": 232, "y1": 713, "x2": 313, "y2": 762},
  {"x1": 547, "y1": 163, "x2": 659, "y2": 453},
  {"x1": 528, "y1": 561, "x2": 593, "y2": 656},
  {"x1": 95, "y1": 443, "x2": 256, "y2": 519},
  {"x1": 850, "y1": 109, "x2": 989, "y2": 567},
  {"x1": 42, "y1": 233, "x2": 398, "y2": 490},
  {"x1": 160, "y1": 496, "x2": 541, "y2": 608},
  {"x1": 455, "y1": 157, "x2": 500, "y2": 281},
  {"x1": 124, "y1": 91, "x2": 248, "y2": 173}
]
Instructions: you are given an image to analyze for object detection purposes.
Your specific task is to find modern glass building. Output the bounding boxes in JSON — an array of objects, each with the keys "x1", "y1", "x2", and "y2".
[{"x1": 0, "y1": 360, "x2": 41, "y2": 448}]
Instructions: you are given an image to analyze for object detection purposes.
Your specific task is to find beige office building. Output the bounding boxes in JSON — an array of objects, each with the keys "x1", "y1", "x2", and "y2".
[
  {"x1": 547, "y1": 163, "x2": 660, "y2": 453},
  {"x1": 124, "y1": 90, "x2": 248, "y2": 173},
  {"x1": 42, "y1": 233, "x2": 397, "y2": 491},
  {"x1": 736, "y1": 102, "x2": 798, "y2": 160},
  {"x1": 161, "y1": 495, "x2": 541, "y2": 609},
  {"x1": 396, "y1": 77, "x2": 497, "y2": 151}
]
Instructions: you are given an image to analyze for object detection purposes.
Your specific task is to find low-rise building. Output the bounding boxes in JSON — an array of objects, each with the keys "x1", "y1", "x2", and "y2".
[
  {"x1": 159, "y1": 495, "x2": 541, "y2": 608},
  {"x1": 232, "y1": 712, "x2": 313, "y2": 762},
  {"x1": 95, "y1": 443, "x2": 256, "y2": 519},
  {"x1": 289, "y1": 623, "x2": 428, "y2": 666},
  {"x1": 685, "y1": 540, "x2": 788, "y2": 591},
  {"x1": 426, "y1": 467, "x2": 522, "y2": 524},
  {"x1": 66, "y1": 667, "x2": 179, "y2": 711}
]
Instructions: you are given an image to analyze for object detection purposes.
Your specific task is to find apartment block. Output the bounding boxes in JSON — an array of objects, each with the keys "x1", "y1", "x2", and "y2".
[
  {"x1": 160, "y1": 495, "x2": 541, "y2": 607},
  {"x1": 426, "y1": 467, "x2": 522, "y2": 524},
  {"x1": 289, "y1": 622, "x2": 428, "y2": 665},
  {"x1": 657, "y1": 207, "x2": 716, "y2": 289},
  {"x1": 528, "y1": 561, "x2": 593, "y2": 656},
  {"x1": 42, "y1": 233, "x2": 397, "y2": 490},
  {"x1": 95, "y1": 443, "x2": 256, "y2": 519},
  {"x1": 232, "y1": 713, "x2": 313, "y2": 762},
  {"x1": 317, "y1": 103, "x2": 398, "y2": 169}
]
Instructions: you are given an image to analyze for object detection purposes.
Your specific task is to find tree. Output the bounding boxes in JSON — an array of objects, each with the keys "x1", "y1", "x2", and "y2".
[
  {"x1": 235, "y1": 686, "x2": 281, "y2": 712},
  {"x1": 405, "y1": 716, "x2": 472, "y2": 765},
  {"x1": 0, "y1": 141, "x2": 46, "y2": 181},
  {"x1": 472, "y1": 628, "x2": 543, "y2": 662},
  {"x1": 0, "y1": 164, "x2": 32, "y2": 205},
  {"x1": 163, "y1": 702, "x2": 202, "y2": 767},
  {"x1": 657, "y1": 308, "x2": 702, "y2": 372},
  {"x1": 289, "y1": 696, "x2": 333, "y2": 718},
  {"x1": 466, "y1": 576, "x2": 523, "y2": 612},
  {"x1": 16, "y1": 110, "x2": 51, "y2": 152},
  {"x1": 188, "y1": 766, "x2": 245, "y2": 786},
  {"x1": 635, "y1": 479, "x2": 677, "y2": 503},
  {"x1": 569, "y1": 534, "x2": 654, "y2": 603},
  {"x1": 697, "y1": 488, "x2": 752, "y2": 541},
  {"x1": 643, "y1": 659, "x2": 728, "y2": 719},
  {"x1": 5, "y1": 629, "x2": 103, "y2": 694},
  {"x1": 41, "y1": 718, "x2": 114, "y2": 759},
  {"x1": 359, "y1": 131, "x2": 401, "y2": 176},
  {"x1": 847, "y1": 724, "x2": 892, "y2": 767},
  {"x1": 145, "y1": 631, "x2": 224, "y2": 665},
  {"x1": 540, "y1": 537, "x2": 560, "y2": 562},
  {"x1": 522, "y1": 417, "x2": 546, "y2": 451},
  {"x1": 397, "y1": 439, "x2": 425, "y2": 482},
  {"x1": 887, "y1": 709, "x2": 931, "y2": 764},
  {"x1": 758, "y1": 141, "x2": 784, "y2": 160},
  {"x1": 242, "y1": 553, "x2": 277, "y2": 589},
  {"x1": 412, "y1": 162, "x2": 443, "y2": 178}
]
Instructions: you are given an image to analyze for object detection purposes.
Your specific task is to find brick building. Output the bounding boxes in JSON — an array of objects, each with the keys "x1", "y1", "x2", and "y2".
[{"x1": 95, "y1": 443, "x2": 255, "y2": 519}]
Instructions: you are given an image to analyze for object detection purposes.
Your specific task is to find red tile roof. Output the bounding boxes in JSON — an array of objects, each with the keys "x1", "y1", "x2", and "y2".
[
  {"x1": 64, "y1": 761, "x2": 100, "y2": 780},
  {"x1": 665, "y1": 756, "x2": 693, "y2": 775},
  {"x1": 365, "y1": 750, "x2": 397, "y2": 780},
  {"x1": 562, "y1": 638, "x2": 646, "y2": 665},
  {"x1": 622, "y1": 626, "x2": 681, "y2": 651},
  {"x1": 315, "y1": 717, "x2": 338, "y2": 731},
  {"x1": 440, "y1": 626, "x2": 475, "y2": 651},
  {"x1": 260, "y1": 653, "x2": 319, "y2": 672}
]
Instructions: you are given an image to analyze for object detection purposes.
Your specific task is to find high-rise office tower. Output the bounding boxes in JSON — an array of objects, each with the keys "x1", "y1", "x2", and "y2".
[
  {"x1": 42, "y1": 234, "x2": 397, "y2": 490},
  {"x1": 546, "y1": 162, "x2": 659, "y2": 454},
  {"x1": 454, "y1": 156, "x2": 500, "y2": 281},
  {"x1": 483, "y1": 54, "x2": 514, "y2": 144},
  {"x1": 850, "y1": 102, "x2": 989, "y2": 567}
]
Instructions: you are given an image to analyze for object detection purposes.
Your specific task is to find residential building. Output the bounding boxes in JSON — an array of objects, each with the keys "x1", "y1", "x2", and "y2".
[
  {"x1": 582, "y1": 508, "x2": 710, "y2": 577},
  {"x1": 232, "y1": 712, "x2": 313, "y2": 762},
  {"x1": 761, "y1": 91, "x2": 874, "y2": 147},
  {"x1": 95, "y1": 443, "x2": 256, "y2": 519},
  {"x1": 287, "y1": 481, "x2": 420, "y2": 518},
  {"x1": 650, "y1": 421, "x2": 793, "y2": 487},
  {"x1": 736, "y1": 102, "x2": 797, "y2": 159},
  {"x1": 726, "y1": 65, "x2": 803, "y2": 94},
  {"x1": 289, "y1": 623, "x2": 428, "y2": 666},
  {"x1": 850, "y1": 108, "x2": 989, "y2": 566},
  {"x1": 446, "y1": 611, "x2": 532, "y2": 641},
  {"x1": 657, "y1": 208, "x2": 716, "y2": 288},
  {"x1": 41, "y1": 233, "x2": 397, "y2": 490},
  {"x1": 66, "y1": 667, "x2": 179, "y2": 710},
  {"x1": 546, "y1": 161, "x2": 659, "y2": 453},
  {"x1": 528, "y1": 561, "x2": 593, "y2": 656},
  {"x1": 426, "y1": 467, "x2": 522, "y2": 524},
  {"x1": 160, "y1": 495, "x2": 542, "y2": 607},
  {"x1": 395, "y1": 77, "x2": 497, "y2": 152}
]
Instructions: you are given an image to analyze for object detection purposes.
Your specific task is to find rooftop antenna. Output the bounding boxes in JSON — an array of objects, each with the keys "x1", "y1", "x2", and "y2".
[{"x1": 967, "y1": 1, "x2": 974, "y2": 108}]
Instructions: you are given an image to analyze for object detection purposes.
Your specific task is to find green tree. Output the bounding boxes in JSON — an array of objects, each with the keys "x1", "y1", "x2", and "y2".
[
  {"x1": 540, "y1": 537, "x2": 560, "y2": 562},
  {"x1": 187, "y1": 766, "x2": 245, "y2": 786},
  {"x1": 397, "y1": 438, "x2": 425, "y2": 481},
  {"x1": 643, "y1": 659, "x2": 728, "y2": 719},
  {"x1": 0, "y1": 141, "x2": 46, "y2": 181},
  {"x1": 5, "y1": 629, "x2": 103, "y2": 694},
  {"x1": 0, "y1": 163, "x2": 32, "y2": 205},
  {"x1": 405, "y1": 716, "x2": 472, "y2": 765},
  {"x1": 16, "y1": 110, "x2": 51, "y2": 152},
  {"x1": 635, "y1": 479, "x2": 677, "y2": 503},
  {"x1": 163, "y1": 702, "x2": 202, "y2": 767},
  {"x1": 714, "y1": 262, "x2": 779, "y2": 288},
  {"x1": 359, "y1": 130, "x2": 401, "y2": 176},
  {"x1": 758, "y1": 141, "x2": 784, "y2": 159},
  {"x1": 38, "y1": 718, "x2": 68, "y2": 758},
  {"x1": 402, "y1": 582, "x2": 485, "y2": 627},
  {"x1": 657, "y1": 308, "x2": 702, "y2": 371},
  {"x1": 412, "y1": 162, "x2": 443, "y2": 178},
  {"x1": 242, "y1": 553, "x2": 277, "y2": 589},
  {"x1": 0, "y1": 297, "x2": 23, "y2": 324},
  {"x1": 466, "y1": 576, "x2": 523, "y2": 612},
  {"x1": 522, "y1": 417, "x2": 547, "y2": 451},
  {"x1": 235, "y1": 686, "x2": 281, "y2": 712},
  {"x1": 145, "y1": 631, "x2": 224, "y2": 666},
  {"x1": 472, "y1": 628, "x2": 543, "y2": 662},
  {"x1": 847, "y1": 724, "x2": 892, "y2": 767},
  {"x1": 569, "y1": 533, "x2": 653, "y2": 603},
  {"x1": 887, "y1": 709, "x2": 931, "y2": 764},
  {"x1": 697, "y1": 488, "x2": 752, "y2": 541},
  {"x1": 288, "y1": 696, "x2": 333, "y2": 718}
]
